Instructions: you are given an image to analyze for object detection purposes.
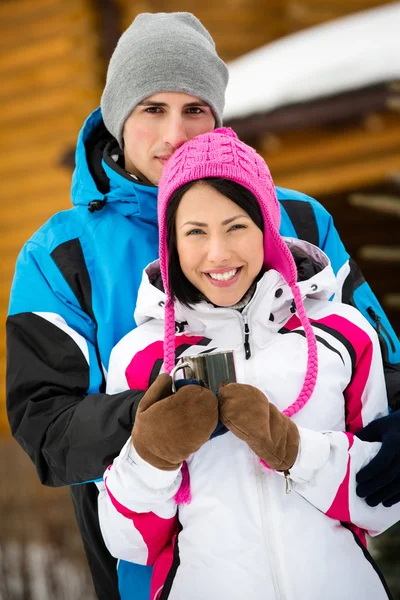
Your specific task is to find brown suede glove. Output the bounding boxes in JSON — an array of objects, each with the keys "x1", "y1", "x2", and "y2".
[
  {"x1": 132, "y1": 374, "x2": 218, "y2": 471},
  {"x1": 219, "y1": 383, "x2": 299, "y2": 471}
]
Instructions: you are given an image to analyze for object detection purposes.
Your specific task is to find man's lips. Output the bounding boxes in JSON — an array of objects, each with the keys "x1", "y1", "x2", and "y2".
[{"x1": 156, "y1": 155, "x2": 172, "y2": 163}]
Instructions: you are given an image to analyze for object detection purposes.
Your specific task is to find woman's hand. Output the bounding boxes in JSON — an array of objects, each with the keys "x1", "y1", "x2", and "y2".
[
  {"x1": 218, "y1": 383, "x2": 299, "y2": 471},
  {"x1": 132, "y1": 374, "x2": 218, "y2": 471}
]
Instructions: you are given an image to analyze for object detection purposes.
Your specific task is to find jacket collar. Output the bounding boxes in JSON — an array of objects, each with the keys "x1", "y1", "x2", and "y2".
[{"x1": 71, "y1": 107, "x2": 159, "y2": 222}]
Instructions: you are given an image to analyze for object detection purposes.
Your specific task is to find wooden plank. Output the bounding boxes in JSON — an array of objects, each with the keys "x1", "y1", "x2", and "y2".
[
  {"x1": 263, "y1": 114, "x2": 400, "y2": 174},
  {"x1": 269, "y1": 150, "x2": 400, "y2": 196},
  {"x1": 0, "y1": 0, "x2": 85, "y2": 21},
  {"x1": 2, "y1": 114, "x2": 82, "y2": 147},
  {"x1": 0, "y1": 35, "x2": 98, "y2": 74},
  {"x1": 228, "y1": 84, "x2": 397, "y2": 139},
  {"x1": 95, "y1": 0, "x2": 122, "y2": 63},
  {"x1": 384, "y1": 294, "x2": 400, "y2": 310},
  {"x1": 358, "y1": 246, "x2": 400, "y2": 263},
  {"x1": 0, "y1": 90, "x2": 98, "y2": 127},
  {"x1": 288, "y1": 0, "x2": 394, "y2": 9},
  {"x1": 321, "y1": 194, "x2": 400, "y2": 248},
  {"x1": 0, "y1": 64, "x2": 99, "y2": 102},
  {"x1": 3, "y1": 170, "x2": 71, "y2": 201},
  {"x1": 349, "y1": 193, "x2": 400, "y2": 218},
  {"x1": 0, "y1": 137, "x2": 80, "y2": 176},
  {"x1": 0, "y1": 4, "x2": 94, "y2": 50}
]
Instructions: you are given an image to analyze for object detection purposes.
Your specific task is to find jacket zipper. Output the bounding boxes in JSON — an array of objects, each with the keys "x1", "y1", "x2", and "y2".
[
  {"x1": 254, "y1": 458, "x2": 288, "y2": 600},
  {"x1": 243, "y1": 314, "x2": 251, "y2": 360},
  {"x1": 366, "y1": 306, "x2": 396, "y2": 354},
  {"x1": 240, "y1": 310, "x2": 287, "y2": 598}
]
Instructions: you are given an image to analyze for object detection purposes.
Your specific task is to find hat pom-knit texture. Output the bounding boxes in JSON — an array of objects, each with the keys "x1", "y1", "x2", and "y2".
[{"x1": 158, "y1": 128, "x2": 318, "y2": 418}]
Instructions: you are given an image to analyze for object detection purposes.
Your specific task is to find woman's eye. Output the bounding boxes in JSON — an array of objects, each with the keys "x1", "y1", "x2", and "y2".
[
  {"x1": 186, "y1": 228, "x2": 204, "y2": 236},
  {"x1": 229, "y1": 224, "x2": 247, "y2": 232}
]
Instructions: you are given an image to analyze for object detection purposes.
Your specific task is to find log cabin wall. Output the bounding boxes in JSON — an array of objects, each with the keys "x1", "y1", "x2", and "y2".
[
  {"x1": 227, "y1": 83, "x2": 400, "y2": 334},
  {"x1": 0, "y1": 0, "x2": 102, "y2": 434},
  {"x1": 0, "y1": 0, "x2": 397, "y2": 435}
]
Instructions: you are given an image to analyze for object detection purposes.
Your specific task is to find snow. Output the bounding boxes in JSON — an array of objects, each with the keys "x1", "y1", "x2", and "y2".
[{"x1": 224, "y1": 2, "x2": 400, "y2": 120}]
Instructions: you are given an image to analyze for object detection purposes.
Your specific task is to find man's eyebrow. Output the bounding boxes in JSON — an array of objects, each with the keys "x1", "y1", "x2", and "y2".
[
  {"x1": 183, "y1": 101, "x2": 209, "y2": 107},
  {"x1": 137, "y1": 101, "x2": 167, "y2": 107},
  {"x1": 137, "y1": 100, "x2": 210, "y2": 108}
]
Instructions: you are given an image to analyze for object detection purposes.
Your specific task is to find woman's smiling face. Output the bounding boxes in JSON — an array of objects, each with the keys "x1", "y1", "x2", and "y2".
[{"x1": 175, "y1": 181, "x2": 264, "y2": 307}]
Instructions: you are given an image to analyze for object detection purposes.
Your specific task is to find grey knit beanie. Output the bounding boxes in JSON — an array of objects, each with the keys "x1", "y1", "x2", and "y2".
[{"x1": 100, "y1": 12, "x2": 229, "y2": 148}]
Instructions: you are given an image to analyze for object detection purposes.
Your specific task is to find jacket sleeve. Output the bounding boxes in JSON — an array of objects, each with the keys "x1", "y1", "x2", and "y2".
[
  {"x1": 98, "y1": 439, "x2": 180, "y2": 564},
  {"x1": 6, "y1": 241, "x2": 144, "y2": 487},
  {"x1": 311, "y1": 198, "x2": 400, "y2": 410},
  {"x1": 287, "y1": 312, "x2": 400, "y2": 535}
]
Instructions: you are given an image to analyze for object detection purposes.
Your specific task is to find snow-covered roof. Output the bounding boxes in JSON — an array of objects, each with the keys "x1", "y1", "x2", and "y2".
[{"x1": 224, "y1": 2, "x2": 400, "y2": 121}]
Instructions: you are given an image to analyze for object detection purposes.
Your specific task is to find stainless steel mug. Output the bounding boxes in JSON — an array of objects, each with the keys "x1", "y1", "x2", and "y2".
[{"x1": 170, "y1": 350, "x2": 237, "y2": 394}]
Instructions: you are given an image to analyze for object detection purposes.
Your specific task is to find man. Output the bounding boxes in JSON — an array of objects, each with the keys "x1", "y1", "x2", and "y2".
[{"x1": 6, "y1": 11, "x2": 400, "y2": 600}]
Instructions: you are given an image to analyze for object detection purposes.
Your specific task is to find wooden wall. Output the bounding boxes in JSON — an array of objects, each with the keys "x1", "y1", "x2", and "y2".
[
  {"x1": 0, "y1": 0, "x2": 397, "y2": 435},
  {"x1": 0, "y1": 0, "x2": 102, "y2": 434}
]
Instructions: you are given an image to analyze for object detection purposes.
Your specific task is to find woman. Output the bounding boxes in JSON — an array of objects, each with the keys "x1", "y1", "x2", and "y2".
[{"x1": 98, "y1": 129, "x2": 398, "y2": 600}]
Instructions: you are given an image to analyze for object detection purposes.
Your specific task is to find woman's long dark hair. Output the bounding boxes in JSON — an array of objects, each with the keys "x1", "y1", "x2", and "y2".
[{"x1": 166, "y1": 178, "x2": 264, "y2": 306}]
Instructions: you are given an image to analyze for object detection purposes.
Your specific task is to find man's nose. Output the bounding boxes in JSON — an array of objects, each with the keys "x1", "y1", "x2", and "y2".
[{"x1": 163, "y1": 116, "x2": 188, "y2": 150}]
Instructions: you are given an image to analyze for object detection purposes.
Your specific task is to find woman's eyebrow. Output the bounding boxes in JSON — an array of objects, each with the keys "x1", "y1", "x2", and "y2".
[
  {"x1": 222, "y1": 215, "x2": 251, "y2": 225},
  {"x1": 180, "y1": 220, "x2": 208, "y2": 228},
  {"x1": 180, "y1": 215, "x2": 250, "y2": 229}
]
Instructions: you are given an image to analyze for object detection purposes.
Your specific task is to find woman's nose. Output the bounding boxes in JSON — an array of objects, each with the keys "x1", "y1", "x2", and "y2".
[{"x1": 206, "y1": 236, "x2": 232, "y2": 264}]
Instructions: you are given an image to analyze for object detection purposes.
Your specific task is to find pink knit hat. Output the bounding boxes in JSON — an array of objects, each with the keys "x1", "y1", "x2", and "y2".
[{"x1": 158, "y1": 128, "x2": 318, "y2": 417}]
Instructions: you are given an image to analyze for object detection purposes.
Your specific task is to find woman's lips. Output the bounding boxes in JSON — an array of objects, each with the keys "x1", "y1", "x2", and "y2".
[{"x1": 204, "y1": 267, "x2": 242, "y2": 287}]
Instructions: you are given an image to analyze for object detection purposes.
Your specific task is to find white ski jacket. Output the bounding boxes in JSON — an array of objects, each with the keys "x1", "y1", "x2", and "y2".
[{"x1": 98, "y1": 239, "x2": 398, "y2": 600}]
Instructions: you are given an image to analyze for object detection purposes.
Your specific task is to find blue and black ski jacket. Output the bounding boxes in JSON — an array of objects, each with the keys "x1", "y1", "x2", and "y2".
[{"x1": 6, "y1": 108, "x2": 400, "y2": 600}]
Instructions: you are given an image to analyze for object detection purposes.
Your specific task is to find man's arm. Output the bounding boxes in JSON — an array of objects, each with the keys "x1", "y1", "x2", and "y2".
[
  {"x1": 287, "y1": 194, "x2": 400, "y2": 507},
  {"x1": 288, "y1": 306, "x2": 400, "y2": 533},
  {"x1": 6, "y1": 240, "x2": 144, "y2": 487},
  {"x1": 309, "y1": 197, "x2": 400, "y2": 410}
]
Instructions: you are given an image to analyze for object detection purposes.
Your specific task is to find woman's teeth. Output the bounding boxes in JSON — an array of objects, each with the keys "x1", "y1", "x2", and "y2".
[{"x1": 208, "y1": 269, "x2": 238, "y2": 281}]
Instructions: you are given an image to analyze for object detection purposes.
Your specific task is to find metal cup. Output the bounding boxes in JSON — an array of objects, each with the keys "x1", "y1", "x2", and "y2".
[{"x1": 170, "y1": 350, "x2": 236, "y2": 394}]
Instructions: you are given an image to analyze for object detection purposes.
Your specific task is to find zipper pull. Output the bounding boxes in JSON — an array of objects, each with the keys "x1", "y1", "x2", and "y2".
[
  {"x1": 284, "y1": 470, "x2": 292, "y2": 494},
  {"x1": 243, "y1": 315, "x2": 251, "y2": 360},
  {"x1": 367, "y1": 306, "x2": 381, "y2": 332},
  {"x1": 366, "y1": 306, "x2": 396, "y2": 354}
]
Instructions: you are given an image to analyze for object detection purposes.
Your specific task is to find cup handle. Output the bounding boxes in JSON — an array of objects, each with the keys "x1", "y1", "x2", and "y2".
[{"x1": 170, "y1": 362, "x2": 193, "y2": 393}]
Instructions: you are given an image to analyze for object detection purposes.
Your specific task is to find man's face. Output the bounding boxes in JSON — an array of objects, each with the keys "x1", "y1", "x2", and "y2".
[{"x1": 122, "y1": 92, "x2": 215, "y2": 185}]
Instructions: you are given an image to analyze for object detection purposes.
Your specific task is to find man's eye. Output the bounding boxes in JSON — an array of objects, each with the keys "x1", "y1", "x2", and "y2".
[
  {"x1": 186, "y1": 107, "x2": 204, "y2": 114},
  {"x1": 145, "y1": 107, "x2": 162, "y2": 113}
]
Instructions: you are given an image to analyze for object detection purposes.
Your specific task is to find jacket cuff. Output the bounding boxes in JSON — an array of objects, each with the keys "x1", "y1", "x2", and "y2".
[
  {"x1": 288, "y1": 427, "x2": 331, "y2": 484},
  {"x1": 124, "y1": 440, "x2": 182, "y2": 490}
]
